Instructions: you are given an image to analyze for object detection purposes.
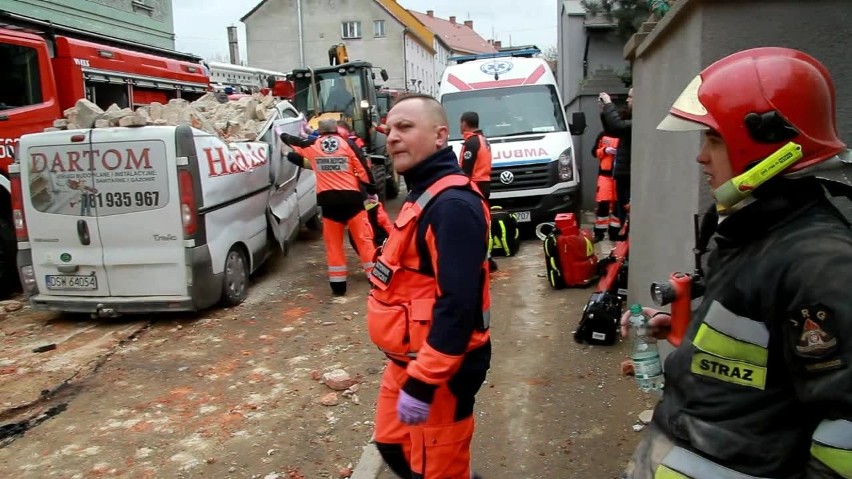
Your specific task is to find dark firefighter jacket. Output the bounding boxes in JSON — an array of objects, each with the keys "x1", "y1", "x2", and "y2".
[
  {"x1": 282, "y1": 133, "x2": 376, "y2": 223},
  {"x1": 653, "y1": 175, "x2": 852, "y2": 478},
  {"x1": 396, "y1": 146, "x2": 492, "y2": 403},
  {"x1": 600, "y1": 103, "x2": 632, "y2": 180}
]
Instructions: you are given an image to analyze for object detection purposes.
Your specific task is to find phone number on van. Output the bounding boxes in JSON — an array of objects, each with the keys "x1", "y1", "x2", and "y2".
[{"x1": 82, "y1": 192, "x2": 160, "y2": 209}]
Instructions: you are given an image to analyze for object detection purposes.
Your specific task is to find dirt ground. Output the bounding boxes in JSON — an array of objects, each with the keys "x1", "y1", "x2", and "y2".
[{"x1": 0, "y1": 194, "x2": 654, "y2": 479}]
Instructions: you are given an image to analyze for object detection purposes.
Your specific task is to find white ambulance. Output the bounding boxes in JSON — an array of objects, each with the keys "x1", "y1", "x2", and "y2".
[
  {"x1": 438, "y1": 48, "x2": 587, "y2": 225},
  {"x1": 10, "y1": 114, "x2": 318, "y2": 317}
]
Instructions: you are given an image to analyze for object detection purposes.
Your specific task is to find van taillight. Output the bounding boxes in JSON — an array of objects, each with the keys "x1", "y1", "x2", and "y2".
[
  {"x1": 10, "y1": 176, "x2": 27, "y2": 241},
  {"x1": 177, "y1": 169, "x2": 197, "y2": 236}
]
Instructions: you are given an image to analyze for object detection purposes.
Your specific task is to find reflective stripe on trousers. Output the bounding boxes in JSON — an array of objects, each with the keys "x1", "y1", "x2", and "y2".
[{"x1": 654, "y1": 447, "x2": 775, "y2": 479}]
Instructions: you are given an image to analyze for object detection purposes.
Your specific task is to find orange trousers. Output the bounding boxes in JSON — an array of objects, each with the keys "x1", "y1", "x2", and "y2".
[
  {"x1": 323, "y1": 210, "x2": 376, "y2": 283},
  {"x1": 374, "y1": 361, "x2": 476, "y2": 479}
]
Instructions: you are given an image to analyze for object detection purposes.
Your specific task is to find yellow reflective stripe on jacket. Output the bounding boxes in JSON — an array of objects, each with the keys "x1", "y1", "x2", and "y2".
[
  {"x1": 691, "y1": 352, "x2": 767, "y2": 389},
  {"x1": 811, "y1": 419, "x2": 852, "y2": 478},
  {"x1": 690, "y1": 301, "x2": 769, "y2": 389},
  {"x1": 655, "y1": 446, "x2": 774, "y2": 479},
  {"x1": 693, "y1": 323, "x2": 769, "y2": 367}
]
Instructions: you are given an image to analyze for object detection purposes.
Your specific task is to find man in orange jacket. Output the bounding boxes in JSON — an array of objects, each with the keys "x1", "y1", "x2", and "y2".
[
  {"x1": 367, "y1": 94, "x2": 491, "y2": 479},
  {"x1": 459, "y1": 111, "x2": 499, "y2": 272},
  {"x1": 592, "y1": 129, "x2": 621, "y2": 242},
  {"x1": 281, "y1": 119, "x2": 377, "y2": 296}
]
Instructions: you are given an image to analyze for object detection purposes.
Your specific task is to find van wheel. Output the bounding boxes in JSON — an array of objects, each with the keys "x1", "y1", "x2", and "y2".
[
  {"x1": 222, "y1": 247, "x2": 249, "y2": 306},
  {"x1": 0, "y1": 218, "x2": 18, "y2": 297}
]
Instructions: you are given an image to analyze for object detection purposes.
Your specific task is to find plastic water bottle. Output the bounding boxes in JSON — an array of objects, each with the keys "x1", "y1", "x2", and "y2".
[{"x1": 629, "y1": 304, "x2": 665, "y2": 392}]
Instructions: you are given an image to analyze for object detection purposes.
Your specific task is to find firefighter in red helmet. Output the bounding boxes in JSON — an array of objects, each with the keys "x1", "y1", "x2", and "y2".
[{"x1": 621, "y1": 47, "x2": 852, "y2": 478}]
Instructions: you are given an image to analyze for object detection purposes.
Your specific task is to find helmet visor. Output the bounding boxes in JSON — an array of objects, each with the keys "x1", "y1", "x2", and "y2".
[
  {"x1": 657, "y1": 75, "x2": 713, "y2": 131},
  {"x1": 657, "y1": 114, "x2": 710, "y2": 131}
]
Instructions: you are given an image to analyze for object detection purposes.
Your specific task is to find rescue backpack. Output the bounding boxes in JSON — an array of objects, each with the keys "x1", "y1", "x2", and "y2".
[
  {"x1": 575, "y1": 215, "x2": 630, "y2": 346},
  {"x1": 541, "y1": 213, "x2": 597, "y2": 289},
  {"x1": 489, "y1": 206, "x2": 521, "y2": 257}
]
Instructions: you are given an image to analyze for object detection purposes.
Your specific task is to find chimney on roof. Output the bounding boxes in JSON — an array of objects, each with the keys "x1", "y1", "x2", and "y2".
[
  {"x1": 427, "y1": 10, "x2": 434, "y2": 17},
  {"x1": 449, "y1": 16, "x2": 456, "y2": 24},
  {"x1": 464, "y1": 20, "x2": 473, "y2": 28},
  {"x1": 494, "y1": 40, "x2": 502, "y2": 49}
]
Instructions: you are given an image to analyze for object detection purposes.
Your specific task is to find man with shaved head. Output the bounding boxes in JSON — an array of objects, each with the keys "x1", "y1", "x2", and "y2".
[{"x1": 365, "y1": 94, "x2": 491, "y2": 478}]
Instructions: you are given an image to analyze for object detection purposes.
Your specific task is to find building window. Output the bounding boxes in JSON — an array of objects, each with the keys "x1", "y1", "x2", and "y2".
[
  {"x1": 373, "y1": 20, "x2": 386, "y2": 38},
  {"x1": 342, "y1": 21, "x2": 361, "y2": 39}
]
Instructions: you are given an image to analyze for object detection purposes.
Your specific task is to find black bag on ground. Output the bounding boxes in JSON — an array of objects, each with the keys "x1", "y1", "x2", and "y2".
[
  {"x1": 575, "y1": 291, "x2": 621, "y2": 345},
  {"x1": 490, "y1": 207, "x2": 520, "y2": 257}
]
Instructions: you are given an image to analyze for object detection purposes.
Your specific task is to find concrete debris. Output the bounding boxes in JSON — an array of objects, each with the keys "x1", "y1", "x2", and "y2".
[
  {"x1": 320, "y1": 392, "x2": 339, "y2": 406},
  {"x1": 2, "y1": 300, "x2": 23, "y2": 312},
  {"x1": 632, "y1": 424, "x2": 645, "y2": 432},
  {"x1": 639, "y1": 409, "x2": 654, "y2": 424},
  {"x1": 322, "y1": 369, "x2": 357, "y2": 391},
  {"x1": 49, "y1": 92, "x2": 280, "y2": 142}
]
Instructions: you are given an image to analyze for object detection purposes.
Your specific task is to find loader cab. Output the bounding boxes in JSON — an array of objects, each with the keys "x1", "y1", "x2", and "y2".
[{"x1": 288, "y1": 61, "x2": 385, "y2": 145}]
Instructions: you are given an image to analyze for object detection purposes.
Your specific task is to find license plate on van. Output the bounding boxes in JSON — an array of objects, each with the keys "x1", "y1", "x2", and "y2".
[
  {"x1": 45, "y1": 275, "x2": 98, "y2": 291},
  {"x1": 514, "y1": 211, "x2": 531, "y2": 223}
]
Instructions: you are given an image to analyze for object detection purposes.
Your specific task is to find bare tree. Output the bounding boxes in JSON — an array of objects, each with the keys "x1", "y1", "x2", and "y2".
[{"x1": 541, "y1": 45, "x2": 558, "y2": 72}]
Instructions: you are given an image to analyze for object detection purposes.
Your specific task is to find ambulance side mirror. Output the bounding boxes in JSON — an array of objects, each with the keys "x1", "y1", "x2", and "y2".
[{"x1": 569, "y1": 111, "x2": 587, "y2": 136}]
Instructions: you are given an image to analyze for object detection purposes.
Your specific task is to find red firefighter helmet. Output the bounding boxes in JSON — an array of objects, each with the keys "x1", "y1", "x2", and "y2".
[{"x1": 658, "y1": 47, "x2": 846, "y2": 175}]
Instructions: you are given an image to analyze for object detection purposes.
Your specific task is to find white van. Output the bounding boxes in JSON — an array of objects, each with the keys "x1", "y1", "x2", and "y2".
[
  {"x1": 10, "y1": 117, "x2": 318, "y2": 317},
  {"x1": 438, "y1": 48, "x2": 586, "y2": 225}
]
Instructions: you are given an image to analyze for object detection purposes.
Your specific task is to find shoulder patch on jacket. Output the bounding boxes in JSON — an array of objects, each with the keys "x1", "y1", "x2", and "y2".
[
  {"x1": 789, "y1": 304, "x2": 838, "y2": 358},
  {"x1": 787, "y1": 303, "x2": 845, "y2": 373}
]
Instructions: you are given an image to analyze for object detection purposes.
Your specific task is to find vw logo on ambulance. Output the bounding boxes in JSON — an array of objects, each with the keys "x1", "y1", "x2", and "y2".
[{"x1": 499, "y1": 170, "x2": 514, "y2": 184}]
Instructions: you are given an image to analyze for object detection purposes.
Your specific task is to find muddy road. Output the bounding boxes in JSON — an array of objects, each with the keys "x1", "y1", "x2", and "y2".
[{"x1": 0, "y1": 196, "x2": 653, "y2": 479}]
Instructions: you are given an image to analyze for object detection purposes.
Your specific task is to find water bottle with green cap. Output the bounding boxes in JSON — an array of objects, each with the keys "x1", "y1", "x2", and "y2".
[{"x1": 629, "y1": 303, "x2": 665, "y2": 392}]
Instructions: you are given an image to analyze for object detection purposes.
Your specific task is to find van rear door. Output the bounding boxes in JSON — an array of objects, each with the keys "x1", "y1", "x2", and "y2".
[
  {"x1": 22, "y1": 130, "x2": 110, "y2": 296},
  {"x1": 87, "y1": 127, "x2": 186, "y2": 296}
]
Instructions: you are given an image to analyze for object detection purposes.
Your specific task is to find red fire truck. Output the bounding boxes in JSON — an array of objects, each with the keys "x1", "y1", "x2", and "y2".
[{"x1": 0, "y1": 13, "x2": 210, "y2": 293}]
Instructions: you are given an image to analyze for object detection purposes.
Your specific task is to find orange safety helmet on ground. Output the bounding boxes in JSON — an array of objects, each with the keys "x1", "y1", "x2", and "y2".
[{"x1": 657, "y1": 47, "x2": 846, "y2": 175}]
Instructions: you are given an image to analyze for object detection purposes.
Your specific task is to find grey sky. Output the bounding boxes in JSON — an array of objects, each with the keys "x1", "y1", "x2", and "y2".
[{"x1": 173, "y1": 0, "x2": 558, "y2": 63}]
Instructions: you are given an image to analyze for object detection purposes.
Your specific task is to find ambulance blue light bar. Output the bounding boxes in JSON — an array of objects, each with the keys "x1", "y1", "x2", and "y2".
[{"x1": 449, "y1": 47, "x2": 542, "y2": 64}]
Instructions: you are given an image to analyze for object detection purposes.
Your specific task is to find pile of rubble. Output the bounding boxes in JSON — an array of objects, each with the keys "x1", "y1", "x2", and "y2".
[{"x1": 45, "y1": 92, "x2": 281, "y2": 142}]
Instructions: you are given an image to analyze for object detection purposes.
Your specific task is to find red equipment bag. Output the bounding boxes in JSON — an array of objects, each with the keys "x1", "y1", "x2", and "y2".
[{"x1": 542, "y1": 213, "x2": 597, "y2": 288}]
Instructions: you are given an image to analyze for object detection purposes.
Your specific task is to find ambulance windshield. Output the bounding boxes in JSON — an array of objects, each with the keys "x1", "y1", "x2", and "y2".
[{"x1": 443, "y1": 85, "x2": 566, "y2": 141}]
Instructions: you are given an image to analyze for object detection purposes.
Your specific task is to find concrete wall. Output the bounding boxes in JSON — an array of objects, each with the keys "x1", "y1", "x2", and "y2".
[
  {"x1": 557, "y1": 2, "x2": 586, "y2": 106},
  {"x1": 586, "y1": 29, "x2": 629, "y2": 77},
  {"x1": 243, "y1": 0, "x2": 407, "y2": 90},
  {"x1": 0, "y1": 0, "x2": 175, "y2": 50},
  {"x1": 625, "y1": 0, "x2": 852, "y2": 357}
]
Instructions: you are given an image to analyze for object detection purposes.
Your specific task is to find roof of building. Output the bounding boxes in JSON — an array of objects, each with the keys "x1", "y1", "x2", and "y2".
[
  {"x1": 373, "y1": 0, "x2": 434, "y2": 53},
  {"x1": 409, "y1": 10, "x2": 497, "y2": 55},
  {"x1": 241, "y1": 0, "x2": 434, "y2": 53}
]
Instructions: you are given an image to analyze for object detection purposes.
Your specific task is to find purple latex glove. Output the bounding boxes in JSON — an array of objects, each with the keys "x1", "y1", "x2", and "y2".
[{"x1": 397, "y1": 390, "x2": 430, "y2": 425}]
